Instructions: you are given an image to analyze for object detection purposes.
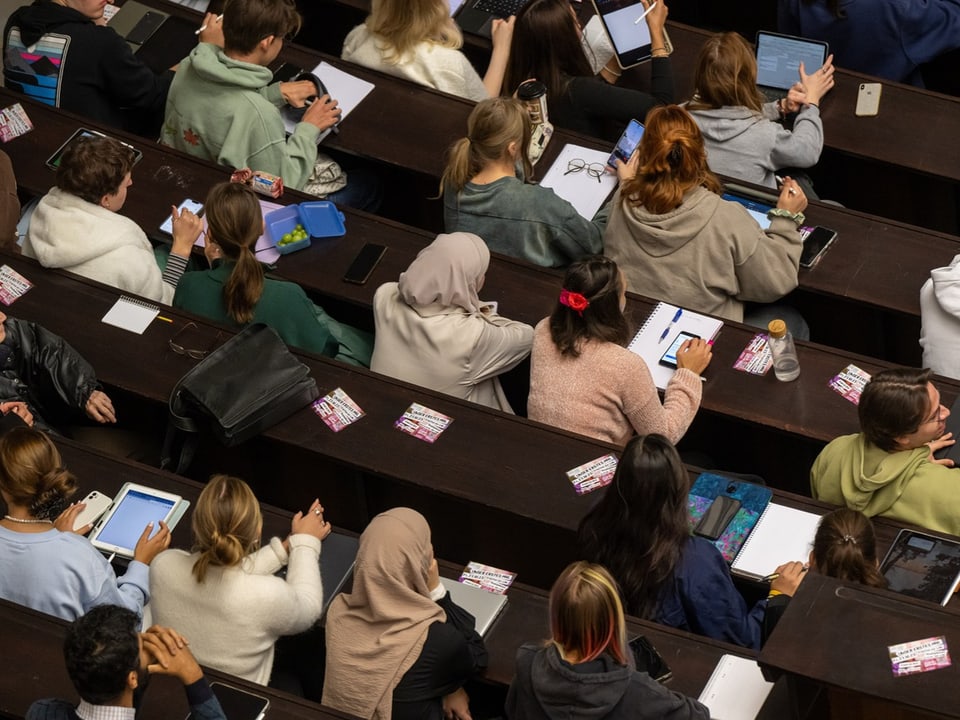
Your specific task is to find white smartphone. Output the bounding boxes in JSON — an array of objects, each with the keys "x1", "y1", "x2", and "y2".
[
  {"x1": 855, "y1": 83, "x2": 882, "y2": 117},
  {"x1": 72, "y1": 491, "x2": 114, "y2": 532},
  {"x1": 159, "y1": 198, "x2": 203, "y2": 235}
]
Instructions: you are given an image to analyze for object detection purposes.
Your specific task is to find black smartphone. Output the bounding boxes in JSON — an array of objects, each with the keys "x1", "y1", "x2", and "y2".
[
  {"x1": 694, "y1": 495, "x2": 742, "y2": 541},
  {"x1": 629, "y1": 635, "x2": 672, "y2": 683},
  {"x1": 658, "y1": 332, "x2": 699, "y2": 369},
  {"x1": 608, "y1": 119, "x2": 644, "y2": 168},
  {"x1": 343, "y1": 243, "x2": 387, "y2": 285},
  {"x1": 799, "y1": 226, "x2": 838, "y2": 268},
  {"x1": 125, "y1": 11, "x2": 166, "y2": 45}
]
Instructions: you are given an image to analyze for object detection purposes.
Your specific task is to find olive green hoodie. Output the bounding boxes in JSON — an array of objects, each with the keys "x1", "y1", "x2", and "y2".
[{"x1": 810, "y1": 433, "x2": 960, "y2": 536}]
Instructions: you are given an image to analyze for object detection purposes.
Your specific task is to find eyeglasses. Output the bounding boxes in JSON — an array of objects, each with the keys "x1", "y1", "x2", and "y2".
[
  {"x1": 564, "y1": 158, "x2": 606, "y2": 183},
  {"x1": 168, "y1": 322, "x2": 222, "y2": 360},
  {"x1": 920, "y1": 403, "x2": 947, "y2": 426}
]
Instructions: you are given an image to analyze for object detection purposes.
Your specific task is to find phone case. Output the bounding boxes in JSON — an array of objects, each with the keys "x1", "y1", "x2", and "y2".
[
  {"x1": 855, "y1": 83, "x2": 882, "y2": 117},
  {"x1": 694, "y1": 495, "x2": 742, "y2": 540},
  {"x1": 73, "y1": 491, "x2": 114, "y2": 531}
]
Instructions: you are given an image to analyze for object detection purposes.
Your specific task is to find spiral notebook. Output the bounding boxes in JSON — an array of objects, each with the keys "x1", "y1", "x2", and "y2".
[
  {"x1": 101, "y1": 296, "x2": 159, "y2": 334},
  {"x1": 627, "y1": 302, "x2": 724, "y2": 390},
  {"x1": 729, "y1": 504, "x2": 822, "y2": 580},
  {"x1": 698, "y1": 654, "x2": 773, "y2": 720}
]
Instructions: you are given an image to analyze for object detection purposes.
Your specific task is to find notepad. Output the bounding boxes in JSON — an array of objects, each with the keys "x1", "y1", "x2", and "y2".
[
  {"x1": 281, "y1": 62, "x2": 375, "y2": 141},
  {"x1": 627, "y1": 302, "x2": 724, "y2": 390},
  {"x1": 698, "y1": 654, "x2": 773, "y2": 720},
  {"x1": 731, "y1": 504, "x2": 822, "y2": 580},
  {"x1": 539, "y1": 143, "x2": 618, "y2": 221},
  {"x1": 101, "y1": 296, "x2": 159, "y2": 334}
]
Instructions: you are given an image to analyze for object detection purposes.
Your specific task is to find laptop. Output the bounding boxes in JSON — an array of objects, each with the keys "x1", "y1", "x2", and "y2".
[
  {"x1": 107, "y1": 0, "x2": 169, "y2": 52},
  {"x1": 274, "y1": 531, "x2": 359, "y2": 617},
  {"x1": 880, "y1": 529, "x2": 960, "y2": 607},
  {"x1": 454, "y1": 0, "x2": 531, "y2": 39},
  {"x1": 755, "y1": 31, "x2": 828, "y2": 103},
  {"x1": 440, "y1": 577, "x2": 508, "y2": 636}
]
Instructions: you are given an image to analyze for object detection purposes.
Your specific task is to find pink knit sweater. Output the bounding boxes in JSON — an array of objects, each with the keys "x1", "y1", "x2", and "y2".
[{"x1": 527, "y1": 320, "x2": 702, "y2": 445}]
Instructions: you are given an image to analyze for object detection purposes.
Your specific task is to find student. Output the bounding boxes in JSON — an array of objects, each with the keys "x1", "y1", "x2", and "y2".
[
  {"x1": 323, "y1": 507, "x2": 487, "y2": 720},
  {"x1": 528, "y1": 256, "x2": 709, "y2": 446},
  {"x1": 162, "y1": 0, "x2": 378, "y2": 210},
  {"x1": 27, "y1": 605, "x2": 226, "y2": 720},
  {"x1": 0, "y1": 428, "x2": 169, "y2": 622},
  {"x1": 503, "y1": 0, "x2": 672, "y2": 139},
  {"x1": 173, "y1": 182, "x2": 372, "y2": 366},
  {"x1": 24, "y1": 136, "x2": 202, "y2": 304},
  {"x1": 578, "y1": 434, "x2": 793, "y2": 649},
  {"x1": 442, "y1": 98, "x2": 627, "y2": 268},
  {"x1": 811, "y1": 367, "x2": 960, "y2": 536},
  {"x1": 778, "y1": 0, "x2": 960, "y2": 87},
  {"x1": 149, "y1": 475, "x2": 329, "y2": 685},
  {"x1": 604, "y1": 105, "x2": 807, "y2": 332},
  {"x1": 920, "y1": 253, "x2": 960, "y2": 380},
  {"x1": 372, "y1": 232, "x2": 533, "y2": 412},
  {"x1": 342, "y1": 0, "x2": 514, "y2": 101},
  {"x1": 2, "y1": 2, "x2": 221, "y2": 137},
  {"x1": 685, "y1": 32, "x2": 834, "y2": 191},
  {"x1": 762, "y1": 508, "x2": 886, "y2": 642},
  {"x1": 506, "y1": 561, "x2": 709, "y2": 720}
]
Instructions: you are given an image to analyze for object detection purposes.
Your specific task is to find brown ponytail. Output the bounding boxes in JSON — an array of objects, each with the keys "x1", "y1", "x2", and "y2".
[
  {"x1": 0, "y1": 427, "x2": 77, "y2": 520},
  {"x1": 203, "y1": 182, "x2": 265, "y2": 324},
  {"x1": 191, "y1": 474, "x2": 262, "y2": 583},
  {"x1": 812, "y1": 508, "x2": 887, "y2": 589},
  {"x1": 439, "y1": 97, "x2": 533, "y2": 196},
  {"x1": 621, "y1": 105, "x2": 722, "y2": 215}
]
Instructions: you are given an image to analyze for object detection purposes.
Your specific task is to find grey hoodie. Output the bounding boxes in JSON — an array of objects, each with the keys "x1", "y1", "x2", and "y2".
[
  {"x1": 920, "y1": 253, "x2": 960, "y2": 380},
  {"x1": 505, "y1": 643, "x2": 708, "y2": 720},
  {"x1": 686, "y1": 102, "x2": 823, "y2": 189}
]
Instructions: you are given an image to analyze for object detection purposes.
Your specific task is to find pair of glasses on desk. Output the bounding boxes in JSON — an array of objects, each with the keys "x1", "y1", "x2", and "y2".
[
  {"x1": 564, "y1": 158, "x2": 606, "y2": 183},
  {"x1": 169, "y1": 322, "x2": 223, "y2": 360}
]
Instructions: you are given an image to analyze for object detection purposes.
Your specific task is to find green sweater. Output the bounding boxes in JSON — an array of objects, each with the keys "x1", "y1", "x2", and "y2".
[
  {"x1": 810, "y1": 433, "x2": 960, "y2": 536},
  {"x1": 161, "y1": 43, "x2": 319, "y2": 190},
  {"x1": 173, "y1": 262, "x2": 338, "y2": 358}
]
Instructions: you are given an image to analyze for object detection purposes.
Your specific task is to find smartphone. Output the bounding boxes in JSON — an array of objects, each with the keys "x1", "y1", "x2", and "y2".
[
  {"x1": 590, "y1": 0, "x2": 656, "y2": 69},
  {"x1": 159, "y1": 199, "x2": 204, "y2": 236},
  {"x1": 855, "y1": 82, "x2": 882, "y2": 117},
  {"x1": 629, "y1": 635, "x2": 672, "y2": 682},
  {"x1": 72, "y1": 491, "x2": 114, "y2": 532},
  {"x1": 658, "y1": 331, "x2": 698, "y2": 369},
  {"x1": 799, "y1": 225, "x2": 837, "y2": 268},
  {"x1": 608, "y1": 119, "x2": 645, "y2": 168},
  {"x1": 343, "y1": 243, "x2": 387, "y2": 285},
  {"x1": 186, "y1": 682, "x2": 269, "y2": 720},
  {"x1": 694, "y1": 495, "x2": 742, "y2": 541},
  {"x1": 125, "y1": 10, "x2": 166, "y2": 45}
]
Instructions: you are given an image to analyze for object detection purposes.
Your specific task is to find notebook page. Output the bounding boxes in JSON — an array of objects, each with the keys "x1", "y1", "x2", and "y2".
[
  {"x1": 539, "y1": 143, "x2": 617, "y2": 221},
  {"x1": 731, "y1": 504, "x2": 822, "y2": 579},
  {"x1": 101, "y1": 296, "x2": 159, "y2": 335},
  {"x1": 627, "y1": 302, "x2": 723, "y2": 390},
  {"x1": 698, "y1": 654, "x2": 773, "y2": 720},
  {"x1": 282, "y1": 63, "x2": 376, "y2": 141}
]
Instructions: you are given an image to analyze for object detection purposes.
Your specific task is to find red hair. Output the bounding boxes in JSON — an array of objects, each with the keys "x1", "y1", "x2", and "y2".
[{"x1": 549, "y1": 561, "x2": 628, "y2": 665}]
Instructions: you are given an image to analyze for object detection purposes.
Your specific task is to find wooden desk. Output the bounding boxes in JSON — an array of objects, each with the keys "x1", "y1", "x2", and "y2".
[{"x1": 759, "y1": 573, "x2": 960, "y2": 720}]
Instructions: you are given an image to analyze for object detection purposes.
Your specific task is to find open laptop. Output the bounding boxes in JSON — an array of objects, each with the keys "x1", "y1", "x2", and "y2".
[
  {"x1": 755, "y1": 31, "x2": 828, "y2": 103},
  {"x1": 454, "y1": 0, "x2": 531, "y2": 38},
  {"x1": 440, "y1": 577, "x2": 508, "y2": 636},
  {"x1": 107, "y1": 0, "x2": 170, "y2": 52}
]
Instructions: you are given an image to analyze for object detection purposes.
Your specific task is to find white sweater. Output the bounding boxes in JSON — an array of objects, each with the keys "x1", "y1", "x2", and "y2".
[
  {"x1": 149, "y1": 535, "x2": 324, "y2": 685},
  {"x1": 24, "y1": 187, "x2": 175, "y2": 304},
  {"x1": 921, "y1": 252, "x2": 960, "y2": 380},
  {"x1": 342, "y1": 24, "x2": 488, "y2": 102}
]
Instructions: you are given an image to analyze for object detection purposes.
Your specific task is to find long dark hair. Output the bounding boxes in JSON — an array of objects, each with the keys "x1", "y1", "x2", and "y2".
[
  {"x1": 503, "y1": 0, "x2": 594, "y2": 99},
  {"x1": 578, "y1": 434, "x2": 691, "y2": 618},
  {"x1": 812, "y1": 509, "x2": 886, "y2": 588},
  {"x1": 549, "y1": 255, "x2": 629, "y2": 358}
]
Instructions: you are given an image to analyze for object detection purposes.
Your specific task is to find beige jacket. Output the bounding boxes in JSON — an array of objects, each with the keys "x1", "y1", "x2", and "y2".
[
  {"x1": 604, "y1": 186, "x2": 802, "y2": 322},
  {"x1": 371, "y1": 283, "x2": 534, "y2": 413}
]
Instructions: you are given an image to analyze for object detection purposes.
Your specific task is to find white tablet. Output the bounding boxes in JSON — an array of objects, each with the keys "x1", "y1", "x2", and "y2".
[{"x1": 89, "y1": 483, "x2": 182, "y2": 558}]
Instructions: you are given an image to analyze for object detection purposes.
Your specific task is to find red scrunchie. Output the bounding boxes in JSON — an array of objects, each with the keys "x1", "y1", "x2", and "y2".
[{"x1": 559, "y1": 288, "x2": 590, "y2": 316}]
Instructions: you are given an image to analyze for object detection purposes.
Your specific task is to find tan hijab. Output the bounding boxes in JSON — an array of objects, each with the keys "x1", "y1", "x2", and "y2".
[
  {"x1": 397, "y1": 232, "x2": 489, "y2": 314},
  {"x1": 323, "y1": 508, "x2": 446, "y2": 720}
]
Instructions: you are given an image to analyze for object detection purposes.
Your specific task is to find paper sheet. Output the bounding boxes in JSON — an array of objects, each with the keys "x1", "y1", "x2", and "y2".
[
  {"x1": 731, "y1": 504, "x2": 822, "y2": 579},
  {"x1": 539, "y1": 144, "x2": 617, "y2": 221},
  {"x1": 101, "y1": 296, "x2": 159, "y2": 335},
  {"x1": 698, "y1": 654, "x2": 774, "y2": 720},
  {"x1": 282, "y1": 62, "x2": 375, "y2": 142}
]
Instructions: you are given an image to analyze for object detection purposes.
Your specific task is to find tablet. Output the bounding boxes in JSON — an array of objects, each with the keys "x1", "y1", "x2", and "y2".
[
  {"x1": 89, "y1": 484, "x2": 181, "y2": 558},
  {"x1": 46, "y1": 128, "x2": 143, "y2": 170},
  {"x1": 590, "y1": 0, "x2": 654, "y2": 69}
]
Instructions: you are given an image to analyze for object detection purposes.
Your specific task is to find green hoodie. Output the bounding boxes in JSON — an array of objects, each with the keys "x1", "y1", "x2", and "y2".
[
  {"x1": 810, "y1": 433, "x2": 960, "y2": 536},
  {"x1": 161, "y1": 43, "x2": 319, "y2": 190}
]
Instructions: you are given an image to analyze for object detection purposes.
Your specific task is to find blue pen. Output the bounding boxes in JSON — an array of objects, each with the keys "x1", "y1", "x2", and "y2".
[{"x1": 658, "y1": 308, "x2": 683, "y2": 343}]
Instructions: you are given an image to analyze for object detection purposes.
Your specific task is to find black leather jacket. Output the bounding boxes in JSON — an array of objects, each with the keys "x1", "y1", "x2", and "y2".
[{"x1": 0, "y1": 318, "x2": 99, "y2": 429}]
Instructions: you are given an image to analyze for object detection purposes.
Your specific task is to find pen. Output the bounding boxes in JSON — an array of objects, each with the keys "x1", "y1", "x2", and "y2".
[
  {"x1": 304, "y1": 98, "x2": 341, "y2": 135},
  {"x1": 657, "y1": 308, "x2": 683, "y2": 343},
  {"x1": 194, "y1": 13, "x2": 223, "y2": 35},
  {"x1": 634, "y1": 1, "x2": 657, "y2": 24},
  {"x1": 157, "y1": 316, "x2": 173, "y2": 323},
  {"x1": 762, "y1": 565, "x2": 808, "y2": 582}
]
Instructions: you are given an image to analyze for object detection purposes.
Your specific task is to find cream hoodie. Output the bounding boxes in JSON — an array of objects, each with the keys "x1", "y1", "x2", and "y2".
[{"x1": 920, "y1": 253, "x2": 960, "y2": 380}]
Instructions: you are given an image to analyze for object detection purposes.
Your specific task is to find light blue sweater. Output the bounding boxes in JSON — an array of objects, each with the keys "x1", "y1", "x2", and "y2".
[{"x1": 0, "y1": 525, "x2": 149, "y2": 621}]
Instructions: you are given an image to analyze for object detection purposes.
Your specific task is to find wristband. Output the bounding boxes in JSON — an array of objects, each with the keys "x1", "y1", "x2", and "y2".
[
  {"x1": 767, "y1": 590, "x2": 783, "y2": 599},
  {"x1": 767, "y1": 208, "x2": 806, "y2": 226}
]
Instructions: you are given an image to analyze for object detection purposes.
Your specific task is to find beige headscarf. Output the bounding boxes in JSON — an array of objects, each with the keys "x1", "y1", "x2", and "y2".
[
  {"x1": 323, "y1": 508, "x2": 446, "y2": 720},
  {"x1": 397, "y1": 232, "x2": 489, "y2": 314}
]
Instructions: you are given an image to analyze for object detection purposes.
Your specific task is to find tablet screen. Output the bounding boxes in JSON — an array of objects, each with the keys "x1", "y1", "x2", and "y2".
[
  {"x1": 94, "y1": 489, "x2": 176, "y2": 551},
  {"x1": 756, "y1": 33, "x2": 828, "y2": 91},
  {"x1": 723, "y1": 192, "x2": 773, "y2": 229},
  {"x1": 592, "y1": 0, "x2": 652, "y2": 68}
]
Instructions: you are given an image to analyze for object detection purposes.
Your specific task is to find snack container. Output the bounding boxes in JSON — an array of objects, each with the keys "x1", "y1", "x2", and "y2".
[{"x1": 265, "y1": 201, "x2": 346, "y2": 255}]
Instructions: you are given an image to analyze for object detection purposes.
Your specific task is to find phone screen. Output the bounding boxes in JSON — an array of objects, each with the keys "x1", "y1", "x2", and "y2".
[
  {"x1": 160, "y1": 199, "x2": 203, "y2": 236},
  {"x1": 608, "y1": 119, "x2": 645, "y2": 167},
  {"x1": 799, "y1": 226, "x2": 837, "y2": 268},
  {"x1": 343, "y1": 243, "x2": 387, "y2": 285},
  {"x1": 658, "y1": 332, "x2": 698, "y2": 369}
]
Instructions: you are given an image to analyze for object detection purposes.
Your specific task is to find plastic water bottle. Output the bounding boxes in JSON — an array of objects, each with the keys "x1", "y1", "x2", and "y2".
[{"x1": 767, "y1": 319, "x2": 801, "y2": 382}]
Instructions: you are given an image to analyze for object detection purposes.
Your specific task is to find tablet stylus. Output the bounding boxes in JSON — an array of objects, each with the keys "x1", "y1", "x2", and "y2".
[{"x1": 634, "y1": 2, "x2": 657, "y2": 24}]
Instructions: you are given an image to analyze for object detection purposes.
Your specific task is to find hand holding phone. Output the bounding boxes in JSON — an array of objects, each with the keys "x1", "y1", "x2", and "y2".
[{"x1": 608, "y1": 119, "x2": 645, "y2": 168}]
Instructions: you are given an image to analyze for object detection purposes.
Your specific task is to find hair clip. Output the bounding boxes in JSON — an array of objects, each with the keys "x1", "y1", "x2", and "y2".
[
  {"x1": 668, "y1": 145, "x2": 682, "y2": 167},
  {"x1": 559, "y1": 288, "x2": 589, "y2": 316},
  {"x1": 841, "y1": 534, "x2": 858, "y2": 544}
]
